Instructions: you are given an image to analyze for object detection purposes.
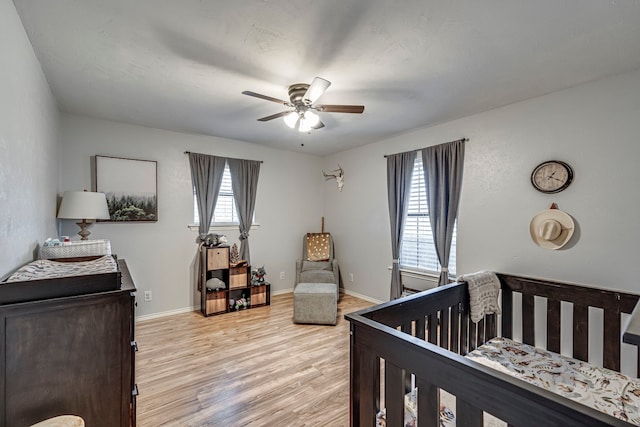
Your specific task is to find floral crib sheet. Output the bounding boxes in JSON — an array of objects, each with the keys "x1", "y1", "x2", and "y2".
[
  {"x1": 467, "y1": 337, "x2": 640, "y2": 425},
  {"x1": 376, "y1": 388, "x2": 456, "y2": 427},
  {"x1": 375, "y1": 388, "x2": 503, "y2": 427},
  {"x1": 376, "y1": 336, "x2": 640, "y2": 426}
]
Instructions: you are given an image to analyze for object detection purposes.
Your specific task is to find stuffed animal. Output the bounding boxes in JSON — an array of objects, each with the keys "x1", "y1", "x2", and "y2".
[
  {"x1": 235, "y1": 296, "x2": 247, "y2": 310},
  {"x1": 251, "y1": 266, "x2": 267, "y2": 286},
  {"x1": 199, "y1": 233, "x2": 228, "y2": 247},
  {"x1": 205, "y1": 277, "x2": 226, "y2": 292}
]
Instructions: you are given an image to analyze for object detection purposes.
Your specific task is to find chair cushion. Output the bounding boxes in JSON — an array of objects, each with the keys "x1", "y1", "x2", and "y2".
[
  {"x1": 305, "y1": 233, "x2": 330, "y2": 261},
  {"x1": 300, "y1": 269, "x2": 334, "y2": 284},
  {"x1": 301, "y1": 260, "x2": 332, "y2": 271},
  {"x1": 294, "y1": 282, "x2": 337, "y2": 295}
]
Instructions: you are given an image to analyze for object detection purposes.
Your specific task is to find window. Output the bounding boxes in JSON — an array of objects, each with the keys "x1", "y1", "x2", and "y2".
[
  {"x1": 400, "y1": 156, "x2": 457, "y2": 275},
  {"x1": 193, "y1": 163, "x2": 239, "y2": 225}
]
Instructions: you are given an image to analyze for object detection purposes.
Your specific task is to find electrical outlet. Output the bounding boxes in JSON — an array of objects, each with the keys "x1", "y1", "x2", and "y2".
[
  {"x1": 144, "y1": 290, "x2": 152, "y2": 302},
  {"x1": 280, "y1": 271, "x2": 285, "y2": 280},
  {"x1": 349, "y1": 273, "x2": 354, "y2": 282}
]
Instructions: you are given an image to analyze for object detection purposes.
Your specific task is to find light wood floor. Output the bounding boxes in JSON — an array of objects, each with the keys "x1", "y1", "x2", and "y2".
[{"x1": 135, "y1": 293, "x2": 373, "y2": 427}]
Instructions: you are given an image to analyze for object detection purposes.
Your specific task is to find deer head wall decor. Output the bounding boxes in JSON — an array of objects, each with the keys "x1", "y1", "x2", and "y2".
[{"x1": 323, "y1": 165, "x2": 344, "y2": 192}]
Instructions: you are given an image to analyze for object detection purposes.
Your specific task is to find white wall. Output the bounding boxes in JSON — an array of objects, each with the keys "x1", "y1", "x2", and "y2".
[
  {"x1": 60, "y1": 114, "x2": 324, "y2": 317},
  {"x1": 324, "y1": 68, "x2": 640, "y2": 302},
  {"x1": 8, "y1": 0, "x2": 640, "y2": 313},
  {"x1": 0, "y1": 0, "x2": 60, "y2": 277}
]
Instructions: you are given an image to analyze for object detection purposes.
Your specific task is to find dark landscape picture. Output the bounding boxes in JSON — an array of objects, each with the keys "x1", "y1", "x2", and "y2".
[{"x1": 96, "y1": 155, "x2": 158, "y2": 222}]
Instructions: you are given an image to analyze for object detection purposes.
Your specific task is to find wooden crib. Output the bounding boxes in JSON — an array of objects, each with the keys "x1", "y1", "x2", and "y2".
[{"x1": 346, "y1": 274, "x2": 640, "y2": 426}]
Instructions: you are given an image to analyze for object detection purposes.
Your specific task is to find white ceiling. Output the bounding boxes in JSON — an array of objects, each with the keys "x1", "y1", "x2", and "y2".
[{"x1": 13, "y1": 0, "x2": 640, "y2": 156}]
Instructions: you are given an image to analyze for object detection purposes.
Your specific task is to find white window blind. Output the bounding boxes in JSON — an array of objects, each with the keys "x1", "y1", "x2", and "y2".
[
  {"x1": 193, "y1": 163, "x2": 239, "y2": 225},
  {"x1": 400, "y1": 156, "x2": 457, "y2": 275}
]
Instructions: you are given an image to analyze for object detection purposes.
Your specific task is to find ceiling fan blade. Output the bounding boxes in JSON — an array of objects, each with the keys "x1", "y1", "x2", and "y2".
[
  {"x1": 257, "y1": 111, "x2": 293, "y2": 122},
  {"x1": 303, "y1": 77, "x2": 331, "y2": 104},
  {"x1": 316, "y1": 104, "x2": 365, "y2": 114},
  {"x1": 312, "y1": 120, "x2": 325, "y2": 130},
  {"x1": 242, "y1": 91, "x2": 291, "y2": 106}
]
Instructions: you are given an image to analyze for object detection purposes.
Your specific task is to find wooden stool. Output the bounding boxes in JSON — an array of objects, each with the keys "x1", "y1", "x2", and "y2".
[{"x1": 31, "y1": 415, "x2": 85, "y2": 427}]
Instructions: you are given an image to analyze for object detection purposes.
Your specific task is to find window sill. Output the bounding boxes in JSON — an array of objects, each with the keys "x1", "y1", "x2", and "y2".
[
  {"x1": 187, "y1": 223, "x2": 260, "y2": 232},
  {"x1": 387, "y1": 266, "x2": 456, "y2": 281}
]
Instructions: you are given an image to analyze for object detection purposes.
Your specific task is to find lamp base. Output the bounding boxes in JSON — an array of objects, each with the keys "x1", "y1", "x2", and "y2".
[{"x1": 76, "y1": 219, "x2": 92, "y2": 240}]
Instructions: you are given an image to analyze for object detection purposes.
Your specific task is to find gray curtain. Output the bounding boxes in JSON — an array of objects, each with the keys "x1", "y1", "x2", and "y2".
[
  {"x1": 227, "y1": 158, "x2": 261, "y2": 265},
  {"x1": 387, "y1": 151, "x2": 417, "y2": 300},
  {"x1": 188, "y1": 153, "x2": 226, "y2": 289},
  {"x1": 422, "y1": 139, "x2": 466, "y2": 286}
]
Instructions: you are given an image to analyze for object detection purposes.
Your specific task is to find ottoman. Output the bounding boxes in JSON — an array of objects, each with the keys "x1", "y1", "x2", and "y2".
[{"x1": 293, "y1": 282, "x2": 338, "y2": 325}]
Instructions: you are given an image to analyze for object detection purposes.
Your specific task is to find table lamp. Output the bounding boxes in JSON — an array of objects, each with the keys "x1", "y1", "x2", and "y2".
[{"x1": 57, "y1": 190, "x2": 110, "y2": 240}]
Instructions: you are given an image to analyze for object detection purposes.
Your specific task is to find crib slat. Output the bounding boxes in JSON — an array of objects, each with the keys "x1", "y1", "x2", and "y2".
[
  {"x1": 573, "y1": 304, "x2": 589, "y2": 362},
  {"x1": 385, "y1": 361, "x2": 405, "y2": 426},
  {"x1": 416, "y1": 317, "x2": 426, "y2": 340},
  {"x1": 428, "y1": 313, "x2": 438, "y2": 344},
  {"x1": 469, "y1": 318, "x2": 478, "y2": 351},
  {"x1": 603, "y1": 307, "x2": 621, "y2": 371},
  {"x1": 485, "y1": 313, "x2": 497, "y2": 340},
  {"x1": 416, "y1": 377, "x2": 439, "y2": 427},
  {"x1": 523, "y1": 294, "x2": 535, "y2": 345},
  {"x1": 477, "y1": 318, "x2": 486, "y2": 347},
  {"x1": 441, "y1": 308, "x2": 450, "y2": 350},
  {"x1": 547, "y1": 299, "x2": 561, "y2": 353},
  {"x1": 502, "y1": 285, "x2": 513, "y2": 339},
  {"x1": 401, "y1": 322, "x2": 413, "y2": 393},
  {"x1": 351, "y1": 340, "x2": 377, "y2": 427},
  {"x1": 451, "y1": 303, "x2": 460, "y2": 354},
  {"x1": 457, "y1": 398, "x2": 483, "y2": 427},
  {"x1": 461, "y1": 303, "x2": 469, "y2": 354}
]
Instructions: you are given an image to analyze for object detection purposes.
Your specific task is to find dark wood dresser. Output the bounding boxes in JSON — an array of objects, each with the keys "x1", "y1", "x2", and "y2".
[{"x1": 0, "y1": 259, "x2": 137, "y2": 427}]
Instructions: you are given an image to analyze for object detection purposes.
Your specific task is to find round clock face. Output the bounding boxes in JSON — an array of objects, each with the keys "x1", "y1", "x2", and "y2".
[{"x1": 531, "y1": 160, "x2": 574, "y2": 193}]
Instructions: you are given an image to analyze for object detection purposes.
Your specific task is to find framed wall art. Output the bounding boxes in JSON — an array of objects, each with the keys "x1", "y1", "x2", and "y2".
[{"x1": 96, "y1": 155, "x2": 157, "y2": 222}]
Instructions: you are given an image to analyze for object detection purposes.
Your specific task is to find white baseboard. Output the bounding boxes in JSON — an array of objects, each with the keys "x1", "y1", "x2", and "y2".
[
  {"x1": 136, "y1": 305, "x2": 199, "y2": 322},
  {"x1": 342, "y1": 289, "x2": 384, "y2": 304},
  {"x1": 135, "y1": 288, "x2": 383, "y2": 322},
  {"x1": 135, "y1": 290, "x2": 295, "y2": 322},
  {"x1": 271, "y1": 287, "x2": 383, "y2": 304}
]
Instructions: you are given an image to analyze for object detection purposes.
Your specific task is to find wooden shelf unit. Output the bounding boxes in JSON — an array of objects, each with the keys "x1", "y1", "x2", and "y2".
[{"x1": 200, "y1": 246, "x2": 271, "y2": 316}]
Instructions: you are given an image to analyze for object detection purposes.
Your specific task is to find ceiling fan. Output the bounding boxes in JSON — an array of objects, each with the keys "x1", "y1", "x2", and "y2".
[{"x1": 242, "y1": 77, "x2": 364, "y2": 132}]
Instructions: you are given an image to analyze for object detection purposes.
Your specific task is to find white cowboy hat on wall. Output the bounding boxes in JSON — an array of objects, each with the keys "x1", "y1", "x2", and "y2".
[{"x1": 529, "y1": 206, "x2": 575, "y2": 250}]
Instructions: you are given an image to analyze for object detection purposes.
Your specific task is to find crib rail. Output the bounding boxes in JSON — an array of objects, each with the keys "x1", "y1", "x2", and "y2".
[
  {"x1": 356, "y1": 282, "x2": 495, "y2": 355},
  {"x1": 346, "y1": 275, "x2": 640, "y2": 427},
  {"x1": 499, "y1": 274, "x2": 639, "y2": 371},
  {"x1": 348, "y1": 313, "x2": 632, "y2": 427}
]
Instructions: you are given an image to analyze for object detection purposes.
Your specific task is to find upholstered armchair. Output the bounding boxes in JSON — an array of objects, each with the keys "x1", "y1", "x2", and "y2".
[{"x1": 295, "y1": 233, "x2": 339, "y2": 289}]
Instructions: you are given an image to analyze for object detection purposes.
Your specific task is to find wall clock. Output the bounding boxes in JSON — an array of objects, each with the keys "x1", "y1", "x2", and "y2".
[{"x1": 531, "y1": 160, "x2": 574, "y2": 193}]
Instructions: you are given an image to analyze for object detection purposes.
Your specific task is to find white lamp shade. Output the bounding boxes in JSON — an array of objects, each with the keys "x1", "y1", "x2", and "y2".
[
  {"x1": 298, "y1": 117, "x2": 312, "y2": 132},
  {"x1": 283, "y1": 111, "x2": 299, "y2": 129},
  {"x1": 57, "y1": 191, "x2": 111, "y2": 220},
  {"x1": 303, "y1": 110, "x2": 320, "y2": 127}
]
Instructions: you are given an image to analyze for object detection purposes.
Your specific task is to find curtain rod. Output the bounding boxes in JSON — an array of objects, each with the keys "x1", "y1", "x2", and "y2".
[
  {"x1": 383, "y1": 138, "x2": 468, "y2": 158},
  {"x1": 184, "y1": 151, "x2": 264, "y2": 163}
]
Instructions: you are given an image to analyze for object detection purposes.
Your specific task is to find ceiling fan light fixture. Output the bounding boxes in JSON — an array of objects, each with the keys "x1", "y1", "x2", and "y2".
[
  {"x1": 243, "y1": 76, "x2": 363, "y2": 133},
  {"x1": 283, "y1": 111, "x2": 298, "y2": 129},
  {"x1": 303, "y1": 110, "x2": 320, "y2": 127},
  {"x1": 298, "y1": 117, "x2": 312, "y2": 132}
]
